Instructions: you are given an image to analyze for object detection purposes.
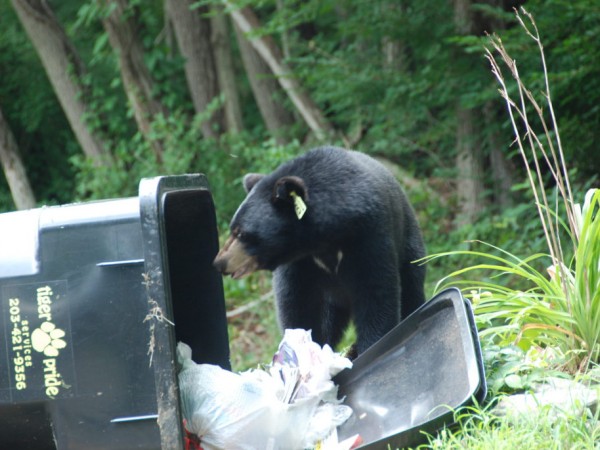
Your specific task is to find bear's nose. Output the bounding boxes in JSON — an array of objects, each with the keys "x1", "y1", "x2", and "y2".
[{"x1": 213, "y1": 255, "x2": 229, "y2": 274}]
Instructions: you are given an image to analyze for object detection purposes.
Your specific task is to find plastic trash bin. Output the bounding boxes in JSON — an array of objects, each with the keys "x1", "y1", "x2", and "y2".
[{"x1": 0, "y1": 174, "x2": 230, "y2": 450}]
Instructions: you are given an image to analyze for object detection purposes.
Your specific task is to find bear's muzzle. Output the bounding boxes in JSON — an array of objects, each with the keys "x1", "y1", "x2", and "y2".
[{"x1": 213, "y1": 235, "x2": 260, "y2": 279}]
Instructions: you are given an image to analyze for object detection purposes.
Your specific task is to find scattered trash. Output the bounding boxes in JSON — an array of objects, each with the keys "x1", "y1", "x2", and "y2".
[
  {"x1": 177, "y1": 329, "x2": 355, "y2": 450},
  {"x1": 493, "y1": 376, "x2": 599, "y2": 420}
]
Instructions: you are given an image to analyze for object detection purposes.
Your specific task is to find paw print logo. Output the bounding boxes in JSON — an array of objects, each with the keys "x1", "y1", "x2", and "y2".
[{"x1": 31, "y1": 322, "x2": 67, "y2": 357}]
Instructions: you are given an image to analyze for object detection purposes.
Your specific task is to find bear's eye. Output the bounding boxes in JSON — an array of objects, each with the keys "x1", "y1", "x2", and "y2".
[
  {"x1": 233, "y1": 228, "x2": 249, "y2": 242},
  {"x1": 232, "y1": 227, "x2": 259, "y2": 247},
  {"x1": 232, "y1": 227, "x2": 244, "y2": 239}
]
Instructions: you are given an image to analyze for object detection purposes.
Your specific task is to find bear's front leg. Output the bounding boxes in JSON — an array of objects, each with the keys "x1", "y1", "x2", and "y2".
[
  {"x1": 272, "y1": 256, "x2": 350, "y2": 347},
  {"x1": 340, "y1": 237, "x2": 402, "y2": 355}
]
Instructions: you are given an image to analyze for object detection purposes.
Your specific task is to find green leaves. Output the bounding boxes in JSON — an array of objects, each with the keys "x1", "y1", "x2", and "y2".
[
  {"x1": 481, "y1": 344, "x2": 560, "y2": 394},
  {"x1": 424, "y1": 188, "x2": 600, "y2": 373}
]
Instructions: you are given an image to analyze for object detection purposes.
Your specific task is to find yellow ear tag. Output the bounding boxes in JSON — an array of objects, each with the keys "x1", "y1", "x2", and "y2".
[{"x1": 289, "y1": 191, "x2": 307, "y2": 220}]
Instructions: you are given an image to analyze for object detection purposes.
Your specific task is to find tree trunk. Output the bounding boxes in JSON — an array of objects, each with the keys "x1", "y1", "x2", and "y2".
[
  {"x1": 382, "y1": 38, "x2": 406, "y2": 71},
  {"x1": 11, "y1": 0, "x2": 110, "y2": 166},
  {"x1": 481, "y1": 2, "x2": 515, "y2": 210},
  {"x1": 0, "y1": 107, "x2": 36, "y2": 210},
  {"x1": 101, "y1": 0, "x2": 167, "y2": 161},
  {"x1": 382, "y1": 3, "x2": 406, "y2": 71},
  {"x1": 210, "y1": 5, "x2": 244, "y2": 133},
  {"x1": 453, "y1": 0, "x2": 485, "y2": 226},
  {"x1": 166, "y1": 0, "x2": 224, "y2": 138},
  {"x1": 455, "y1": 107, "x2": 484, "y2": 225},
  {"x1": 225, "y1": 3, "x2": 334, "y2": 141},
  {"x1": 234, "y1": 21, "x2": 294, "y2": 142},
  {"x1": 484, "y1": 101, "x2": 514, "y2": 208}
]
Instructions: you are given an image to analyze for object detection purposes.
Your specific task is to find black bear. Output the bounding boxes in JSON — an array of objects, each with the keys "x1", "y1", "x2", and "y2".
[{"x1": 214, "y1": 146, "x2": 426, "y2": 356}]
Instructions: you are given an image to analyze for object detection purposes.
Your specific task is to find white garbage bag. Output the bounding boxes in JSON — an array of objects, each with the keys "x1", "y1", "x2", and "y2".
[{"x1": 177, "y1": 329, "x2": 353, "y2": 450}]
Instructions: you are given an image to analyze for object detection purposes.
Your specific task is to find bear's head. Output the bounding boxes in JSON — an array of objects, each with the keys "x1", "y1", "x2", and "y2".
[{"x1": 213, "y1": 173, "x2": 310, "y2": 278}]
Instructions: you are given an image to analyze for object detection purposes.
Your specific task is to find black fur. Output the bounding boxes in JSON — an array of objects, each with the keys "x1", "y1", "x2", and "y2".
[{"x1": 224, "y1": 146, "x2": 426, "y2": 355}]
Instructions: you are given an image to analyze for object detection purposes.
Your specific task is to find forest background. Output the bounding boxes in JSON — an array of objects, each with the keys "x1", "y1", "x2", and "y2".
[{"x1": 1, "y1": 0, "x2": 598, "y2": 368}]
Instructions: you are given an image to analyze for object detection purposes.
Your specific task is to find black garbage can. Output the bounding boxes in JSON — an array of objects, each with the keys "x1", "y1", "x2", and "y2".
[{"x1": 0, "y1": 174, "x2": 230, "y2": 450}]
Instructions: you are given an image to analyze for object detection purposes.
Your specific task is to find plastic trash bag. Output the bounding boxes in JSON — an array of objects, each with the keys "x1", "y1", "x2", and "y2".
[{"x1": 177, "y1": 329, "x2": 353, "y2": 450}]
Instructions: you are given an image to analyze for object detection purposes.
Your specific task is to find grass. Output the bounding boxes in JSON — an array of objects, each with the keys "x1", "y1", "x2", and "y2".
[{"x1": 418, "y1": 399, "x2": 600, "y2": 450}]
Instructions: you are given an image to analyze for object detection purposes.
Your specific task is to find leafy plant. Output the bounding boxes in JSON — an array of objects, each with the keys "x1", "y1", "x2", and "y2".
[
  {"x1": 423, "y1": 9, "x2": 600, "y2": 373},
  {"x1": 480, "y1": 340, "x2": 565, "y2": 395}
]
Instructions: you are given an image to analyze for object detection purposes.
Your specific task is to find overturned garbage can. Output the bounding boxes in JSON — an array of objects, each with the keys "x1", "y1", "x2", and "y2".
[
  {"x1": 0, "y1": 174, "x2": 230, "y2": 450},
  {"x1": 335, "y1": 287, "x2": 487, "y2": 449}
]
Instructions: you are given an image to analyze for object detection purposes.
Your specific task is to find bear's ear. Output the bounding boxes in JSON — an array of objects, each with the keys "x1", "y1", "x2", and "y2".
[
  {"x1": 272, "y1": 176, "x2": 309, "y2": 219},
  {"x1": 243, "y1": 173, "x2": 265, "y2": 193}
]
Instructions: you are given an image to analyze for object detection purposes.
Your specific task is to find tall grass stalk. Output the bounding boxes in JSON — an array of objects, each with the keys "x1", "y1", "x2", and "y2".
[
  {"x1": 485, "y1": 8, "x2": 577, "y2": 289},
  {"x1": 424, "y1": 8, "x2": 600, "y2": 372}
]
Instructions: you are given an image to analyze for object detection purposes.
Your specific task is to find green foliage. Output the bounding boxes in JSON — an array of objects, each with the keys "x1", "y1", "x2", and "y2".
[
  {"x1": 425, "y1": 188, "x2": 600, "y2": 373},
  {"x1": 274, "y1": 0, "x2": 458, "y2": 172},
  {"x1": 481, "y1": 341, "x2": 564, "y2": 395},
  {"x1": 567, "y1": 189, "x2": 600, "y2": 363},
  {"x1": 3, "y1": 0, "x2": 599, "y2": 216},
  {"x1": 414, "y1": 10, "x2": 600, "y2": 446},
  {"x1": 0, "y1": 3, "x2": 79, "y2": 212},
  {"x1": 425, "y1": 9, "x2": 600, "y2": 374},
  {"x1": 421, "y1": 197, "x2": 549, "y2": 295},
  {"x1": 72, "y1": 108, "x2": 302, "y2": 227},
  {"x1": 503, "y1": 0, "x2": 600, "y2": 180},
  {"x1": 417, "y1": 399, "x2": 600, "y2": 449}
]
